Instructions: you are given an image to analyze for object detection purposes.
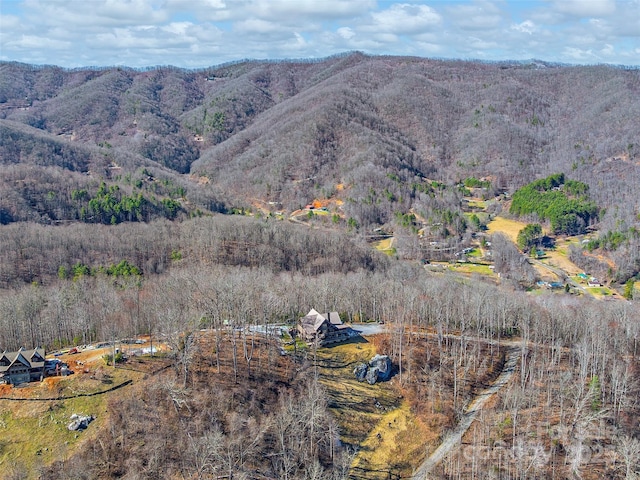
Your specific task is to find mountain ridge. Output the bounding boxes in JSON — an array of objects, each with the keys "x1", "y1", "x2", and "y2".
[{"x1": 1, "y1": 53, "x2": 639, "y2": 234}]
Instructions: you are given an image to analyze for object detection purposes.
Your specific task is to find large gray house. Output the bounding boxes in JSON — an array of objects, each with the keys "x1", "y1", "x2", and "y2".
[
  {"x1": 0, "y1": 347, "x2": 46, "y2": 384},
  {"x1": 297, "y1": 309, "x2": 354, "y2": 345}
]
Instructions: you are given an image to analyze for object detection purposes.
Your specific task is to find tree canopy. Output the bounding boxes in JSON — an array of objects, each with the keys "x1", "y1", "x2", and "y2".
[{"x1": 510, "y1": 174, "x2": 599, "y2": 235}]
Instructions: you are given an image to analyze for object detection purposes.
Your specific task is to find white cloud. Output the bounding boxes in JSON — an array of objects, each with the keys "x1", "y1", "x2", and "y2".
[
  {"x1": 164, "y1": 0, "x2": 231, "y2": 21},
  {"x1": 165, "y1": 0, "x2": 226, "y2": 9},
  {"x1": 371, "y1": 32, "x2": 400, "y2": 43},
  {"x1": 612, "y1": 1, "x2": 640, "y2": 36},
  {"x1": 368, "y1": 3, "x2": 442, "y2": 35},
  {"x1": 0, "y1": 13, "x2": 21, "y2": 30},
  {"x1": 235, "y1": 18, "x2": 285, "y2": 35},
  {"x1": 548, "y1": 0, "x2": 616, "y2": 18},
  {"x1": 337, "y1": 27, "x2": 356, "y2": 40},
  {"x1": 414, "y1": 40, "x2": 443, "y2": 55},
  {"x1": 465, "y1": 36, "x2": 499, "y2": 51},
  {"x1": 601, "y1": 43, "x2": 615, "y2": 56},
  {"x1": 162, "y1": 21, "x2": 195, "y2": 36},
  {"x1": 512, "y1": 20, "x2": 537, "y2": 35},
  {"x1": 22, "y1": 0, "x2": 169, "y2": 28},
  {"x1": 563, "y1": 46, "x2": 596, "y2": 61},
  {"x1": 249, "y1": 0, "x2": 375, "y2": 21},
  {"x1": 447, "y1": 1, "x2": 505, "y2": 31},
  {"x1": 5, "y1": 34, "x2": 71, "y2": 51}
]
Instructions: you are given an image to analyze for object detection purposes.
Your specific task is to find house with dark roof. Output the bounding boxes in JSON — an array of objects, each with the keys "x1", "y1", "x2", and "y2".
[
  {"x1": 297, "y1": 309, "x2": 354, "y2": 345},
  {"x1": 0, "y1": 347, "x2": 46, "y2": 384}
]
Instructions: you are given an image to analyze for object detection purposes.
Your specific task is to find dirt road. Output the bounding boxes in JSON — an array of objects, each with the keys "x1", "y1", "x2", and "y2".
[{"x1": 410, "y1": 346, "x2": 520, "y2": 479}]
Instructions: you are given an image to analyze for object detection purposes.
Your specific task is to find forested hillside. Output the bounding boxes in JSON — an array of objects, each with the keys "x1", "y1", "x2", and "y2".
[
  {"x1": 1, "y1": 54, "x2": 640, "y2": 479},
  {"x1": 2, "y1": 55, "x2": 639, "y2": 272},
  {"x1": 2, "y1": 55, "x2": 640, "y2": 222}
]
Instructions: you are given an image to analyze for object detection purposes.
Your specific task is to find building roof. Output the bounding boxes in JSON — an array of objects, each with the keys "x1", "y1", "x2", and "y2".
[
  {"x1": 327, "y1": 312, "x2": 342, "y2": 325},
  {"x1": 299, "y1": 309, "x2": 343, "y2": 335},
  {"x1": 0, "y1": 347, "x2": 45, "y2": 372}
]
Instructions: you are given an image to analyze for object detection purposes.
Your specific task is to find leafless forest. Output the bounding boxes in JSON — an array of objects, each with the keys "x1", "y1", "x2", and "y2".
[{"x1": 1, "y1": 54, "x2": 639, "y2": 478}]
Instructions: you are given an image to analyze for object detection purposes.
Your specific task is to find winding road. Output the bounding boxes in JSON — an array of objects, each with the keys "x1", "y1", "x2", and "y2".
[
  {"x1": 410, "y1": 346, "x2": 520, "y2": 479},
  {"x1": 354, "y1": 324, "x2": 524, "y2": 479},
  {"x1": 528, "y1": 258, "x2": 585, "y2": 292}
]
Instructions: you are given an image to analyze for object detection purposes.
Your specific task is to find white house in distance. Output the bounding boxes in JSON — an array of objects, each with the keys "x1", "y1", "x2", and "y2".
[{"x1": 297, "y1": 309, "x2": 354, "y2": 345}]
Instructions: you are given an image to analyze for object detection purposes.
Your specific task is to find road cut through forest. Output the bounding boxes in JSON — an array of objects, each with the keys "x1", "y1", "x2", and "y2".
[{"x1": 410, "y1": 346, "x2": 520, "y2": 479}]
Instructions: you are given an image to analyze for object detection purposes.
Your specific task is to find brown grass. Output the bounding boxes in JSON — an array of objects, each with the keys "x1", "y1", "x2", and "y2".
[
  {"x1": 315, "y1": 338, "x2": 434, "y2": 478},
  {"x1": 486, "y1": 216, "x2": 529, "y2": 243},
  {"x1": 351, "y1": 402, "x2": 432, "y2": 478}
]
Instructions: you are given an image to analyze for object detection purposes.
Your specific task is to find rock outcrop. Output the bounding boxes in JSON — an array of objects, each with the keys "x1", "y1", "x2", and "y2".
[
  {"x1": 67, "y1": 413, "x2": 95, "y2": 431},
  {"x1": 353, "y1": 354, "x2": 393, "y2": 384}
]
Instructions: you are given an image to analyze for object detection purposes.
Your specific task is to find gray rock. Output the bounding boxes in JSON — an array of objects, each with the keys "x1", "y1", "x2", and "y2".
[
  {"x1": 354, "y1": 354, "x2": 393, "y2": 384},
  {"x1": 366, "y1": 366, "x2": 380, "y2": 384},
  {"x1": 369, "y1": 354, "x2": 392, "y2": 381},
  {"x1": 353, "y1": 363, "x2": 368, "y2": 382},
  {"x1": 67, "y1": 414, "x2": 95, "y2": 431}
]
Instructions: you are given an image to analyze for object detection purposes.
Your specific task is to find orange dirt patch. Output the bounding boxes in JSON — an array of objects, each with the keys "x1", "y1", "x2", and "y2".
[
  {"x1": 189, "y1": 174, "x2": 210, "y2": 185},
  {"x1": 42, "y1": 376, "x2": 65, "y2": 391},
  {"x1": 56, "y1": 346, "x2": 111, "y2": 368}
]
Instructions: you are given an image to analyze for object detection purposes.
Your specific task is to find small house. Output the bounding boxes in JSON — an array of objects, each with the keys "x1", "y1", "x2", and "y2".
[
  {"x1": 0, "y1": 347, "x2": 46, "y2": 384},
  {"x1": 297, "y1": 309, "x2": 354, "y2": 345}
]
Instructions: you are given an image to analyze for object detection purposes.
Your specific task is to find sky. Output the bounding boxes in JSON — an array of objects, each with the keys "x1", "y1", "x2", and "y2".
[{"x1": 0, "y1": 0, "x2": 639, "y2": 68}]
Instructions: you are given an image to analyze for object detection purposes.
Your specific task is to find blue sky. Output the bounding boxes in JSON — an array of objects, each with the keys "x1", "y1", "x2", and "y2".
[{"x1": 1, "y1": 0, "x2": 639, "y2": 68}]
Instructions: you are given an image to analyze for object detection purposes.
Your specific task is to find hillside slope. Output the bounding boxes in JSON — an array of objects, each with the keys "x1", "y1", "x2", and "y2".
[
  {"x1": 1, "y1": 55, "x2": 639, "y2": 282},
  {"x1": 2, "y1": 56, "x2": 638, "y2": 220}
]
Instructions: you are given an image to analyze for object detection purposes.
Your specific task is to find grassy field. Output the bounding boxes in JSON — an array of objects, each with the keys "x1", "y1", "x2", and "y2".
[
  {"x1": 375, "y1": 237, "x2": 396, "y2": 256},
  {"x1": 486, "y1": 217, "x2": 587, "y2": 277},
  {"x1": 544, "y1": 238, "x2": 583, "y2": 275},
  {"x1": 586, "y1": 286, "x2": 619, "y2": 299},
  {"x1": 0, "y1": 353, "x2": 156, "y2": 478},
  {"x1": 486, "y1": 216, "x2": 529, "y2": 243},
  {"x1": 316, "y1": 339, "x2": 427, "y2": 478},
  {"x1": 465, "y1": 199, "x2": 487, "y2": 209},
  {"x1": 350, "y1": 401, "x2": 427, "y2": 478},
  {"x1": 0, "y1": 391, "x2": 110, "y2": 473},
  {"x1": 449, "y1": 263, "x2": 495, "y2": 276}
]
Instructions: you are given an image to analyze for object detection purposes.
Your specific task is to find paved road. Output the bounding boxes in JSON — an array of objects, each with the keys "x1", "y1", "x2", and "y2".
[
  {"x1": 410, "y1": 346, "x2": 520, "y2": 479},
  {"x1": 351, "y1": 323, "x2": 386, "y2": 336},
  {"x1": 528, "y1": 258, "x2": 585, "y2": 292}
]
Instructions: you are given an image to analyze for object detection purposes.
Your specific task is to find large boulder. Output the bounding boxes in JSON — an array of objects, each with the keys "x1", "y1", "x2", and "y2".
[
  {"x1": 353, "y1": 363, "x2": 368, "y2": 382},
  {"x1": 369, "y1": 354, "x2": 392, "y2": 381},
  {"x1": 365, "y1": 366, "x2": 380, "y2": 385},
  {"x1": 67, "y1": 413, "x2": 95, "y2": 431},
  {"x1": 353, "y1": 354, "x2": 393, "y2": 384}
]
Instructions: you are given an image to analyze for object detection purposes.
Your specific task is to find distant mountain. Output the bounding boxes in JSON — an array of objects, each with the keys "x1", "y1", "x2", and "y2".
[{"x1": 1, "y1": 54, "x2": 639, "y2": 231}]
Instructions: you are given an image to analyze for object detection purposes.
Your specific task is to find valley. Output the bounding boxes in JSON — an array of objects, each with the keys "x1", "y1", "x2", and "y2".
[{"x1": 0, "y1": 54, "x2": 639, "y2": 479}]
